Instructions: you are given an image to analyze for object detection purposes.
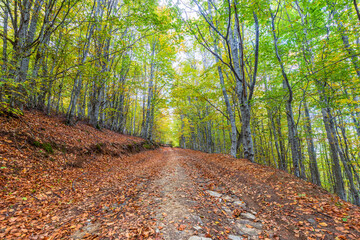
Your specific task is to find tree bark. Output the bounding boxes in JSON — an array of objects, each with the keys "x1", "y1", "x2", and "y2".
[
  {"x1": 303, "y1": 102, "x2": 322, "y2": 186},
  {"x1": 270, "y1": 9, "x2": 301, "y2": 177},
  {"x1": 229, "y1": 23, "x2": 254, "y2": 162},
  {"x1": 320, "y1": 93, "x2": 346, "y2": 200},
  {"x1": 336, "y1": 114, "x2": 360, "y2": 205},
  {"x1": 66, "y1": 5, "x2": 97, "y2": 124},
  {"x1": 143, "y1": 39, "x2": 157, "y2": 139},
  {"x1": 0, "y1": 6, "x2": 9, "y2": 102},
  {"x1": 214, "y1": 50, "x2": 237, "y2": 157}
]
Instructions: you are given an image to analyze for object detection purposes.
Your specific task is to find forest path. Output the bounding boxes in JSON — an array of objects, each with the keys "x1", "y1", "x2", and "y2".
[
  {"x1": 138, "y1": 148, "x2": 360, "y2": 240},
  {"x1": 145, "y1": 148, "x2": 265, "y2": 240},
  {"x1": 64, "y1": 147, "x2": 268, "y2": 240},
  {"x1": 2, "y1": 112, "x2": 359, "y2": 239},
  {"x1": 3, "y1": 146, "x2": 359, "y2": 239},
  {"x1": 51, "y1": 147, "x2": 360, "y2": 239}
]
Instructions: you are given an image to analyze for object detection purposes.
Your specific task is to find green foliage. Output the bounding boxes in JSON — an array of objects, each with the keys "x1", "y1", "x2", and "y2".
[
  {"x1": 0, "y1": 0, "x2": 359, "y2": 205},
  {"x1": 95, "y1": 143, "x2": 104, "y2": 152},
  {"x1": 42, "y1": 143, "x2": 54, "y2": 154},
  {"x1": 142, "y1": 143, "x2": 153, "y2": 149},
  {"x1": 31, "y1": 140, "x2": 54, "y2": 154},
  {"x1": 33, "y1": 141, "x2": 42, "y2": 148},
  {"x1": 0, "y1": 102, "x2": 23, "y2": 117}
]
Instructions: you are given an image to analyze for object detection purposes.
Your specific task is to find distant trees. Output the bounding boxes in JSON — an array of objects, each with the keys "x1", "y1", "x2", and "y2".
[
  {"x1": 1, "y1": 0, "x2": 360, "y2": 206},
  {"x1": 172, "y1": 0, "x2": 360, "y2": 206},
  {"x1": 0, "y1": 0, "x2": 177, "y2": 141}
]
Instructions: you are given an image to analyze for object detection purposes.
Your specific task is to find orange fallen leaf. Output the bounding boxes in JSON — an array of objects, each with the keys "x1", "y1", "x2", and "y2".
[
  {"x1": 319, "y1": 222, "x2": 328, "y2": 227},
  {"x1": 178, "y1": 224, "x2": 186, "y2": 231}
]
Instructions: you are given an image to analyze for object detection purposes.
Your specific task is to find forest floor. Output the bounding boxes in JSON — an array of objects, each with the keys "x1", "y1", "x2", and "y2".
[{"x1": 1, "y1": 110, "x2": 360, "y2": 240}]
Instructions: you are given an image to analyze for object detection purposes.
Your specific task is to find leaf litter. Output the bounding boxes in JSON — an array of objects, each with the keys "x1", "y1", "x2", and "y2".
[{"x1": 1, "y1": 110, "x2": 360, "y2": 239}]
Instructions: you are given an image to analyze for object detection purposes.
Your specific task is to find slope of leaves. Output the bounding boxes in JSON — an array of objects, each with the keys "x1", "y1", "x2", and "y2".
[
  {"x1": 0, "y1": 110, "x2": 154, "y2": 239},
  {"x1": 177, "y1": 149, "x2": 360, "y2": 239},
  {"x1": 1, "y1": 110, "x2": 360, "y2": 239}
]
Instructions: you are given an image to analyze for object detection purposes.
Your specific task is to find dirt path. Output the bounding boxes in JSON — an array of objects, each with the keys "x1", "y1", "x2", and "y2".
[
  {"x1": 2, "y1": 147, "x2": 359, "y2": 239},
  {"x1": 144, "y1": 148, "x2": 266, "y2": 240},
  {"x1": 62, "y1": 148, "x2": 266, "y2": 240},
  {"x1": 150, "y1": 148, "x2": 197, "y2": 239},
  {"x1": 141, "y1": 148, "x2": 359, "y2": 240}
]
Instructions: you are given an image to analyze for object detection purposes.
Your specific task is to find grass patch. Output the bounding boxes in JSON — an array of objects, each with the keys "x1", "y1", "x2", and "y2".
[
  {"x1": 142, "y1": 143, "x2": 153, "y2": 150},
  {"x1": 42, "y1": 142, "x2": 54, "y2": 154},
  {"x1": 30, "y1": 139, "x2": 54, "y2": 154},
  {"x1": 96, "y1": 143, "x2": 103, "y2": 151}
]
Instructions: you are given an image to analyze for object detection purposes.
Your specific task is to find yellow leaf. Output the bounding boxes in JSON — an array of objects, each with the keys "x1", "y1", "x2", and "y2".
[{"x1": 319, "y1": 222, "x2": 328, "y2": 227}]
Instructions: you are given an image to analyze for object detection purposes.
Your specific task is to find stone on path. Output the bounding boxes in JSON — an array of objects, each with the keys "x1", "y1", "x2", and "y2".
[
  {"x1": 237, "y1": 219, "x2": 263, "y2": 229},
  {"x1": 307, "y1": 218, "x2": 316, "y2": 224},
  {"x1": 206, "y1": 190, "x2": 222, "y2": 198},
  {"x1": 222, "y1": 206, "x2": 232, "y2": 214},
  {"x1": 192, "y1": 215, "x2": 204, "y2": 225},
  {"x1": 188, "y1": 236, "x2": 212, "y2": 240},
  {"x1": 228, "y1": 235, "x2": 243, "y2": 240},
  {"x1": 250, "y1": 210, "x2": 257, "y2": 215},
  {"x1": 233, "y1": 200, "x2": 246, "y2": 207},
  {"x1": 237, "y1": 224, "x2": 262, "y2": 236},
  {"x1": 193, "y1": 225, "x2": 202, "y2": 230},
  {"x1": 71, "y1": 222, "x2": 100, "y2": 239},
  {"x1": 222, "y1": 195, "x2": 234, "y2": 202},
  {"x1": 240, "y1": 212, "x2": 256, "y2": 220}
]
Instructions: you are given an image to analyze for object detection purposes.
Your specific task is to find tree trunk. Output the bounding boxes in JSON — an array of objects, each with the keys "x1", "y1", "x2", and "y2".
[
  {"x1": 0, "y1": 6, "x2": 9, "y2": 102},
  {"x1": 215, "y1": 53, "x2": 237, "y2": 157},
  {"x1": 229, "y1": 26, "x2": 254, "y2": 161},
  {"x1": 303, "y1": 102, "x2": 322, "y2": 186},
  {"x1": 132, "y1": 88, "x2": 138, "y2": 135},
  {"x1": 143, "y1": 40, "x2": 157, "y2": 139},
  {"x1": 180, "y1": 114, "x2": 186, "y2": 148},
  {"x1": 335, "y1": 113, "x2": 360, "y2": 206},
  {"x1": 270, "y1": 9, "x2": 301, "y2": 177},
  {"x1": 66, "y1": 11, "x2": 96, "y2": 124},
  {"x1": 19, "y1": 0, "x2": 43, "y2": 86},
  {"x1": 320, "y1": 93, "x2": 346, "y2": 200}
]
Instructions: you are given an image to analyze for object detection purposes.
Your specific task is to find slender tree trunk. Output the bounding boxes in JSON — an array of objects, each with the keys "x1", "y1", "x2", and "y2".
[
  {"x1": 271, "y1": 10, "x2": 301, "y2": 177},
  {"x1": 19, "y1": 0, "x2": 43, "y2": 87},
  {"x1": 67, "y1": 12, "x2": 96, "y2": 124},
  {"x1": 143, "y1": 40, "x2": 157, "y2": 139},
  {"x1": 215, "y1": 52, "x2": 237, "y2": 157},
  {"x1": 141, "y1": 65, "x2": 147, "y2": 135},
  {"x1": 208, "y1": 0, "x2": 237, "y2": 157},
  {"x1": 353, "y1": 0, "x2": 360, "y2": 23},
  {"x1": 303, "y1": 102, "x2": 322, "y2": 186},
  {"x1": 334, "y1": 9, "x2": 360, "y2": 122},
  {"x1": 132, "y1": 88, "x2": 138, "y2": 135},
  {"x1": 229, "y1": 26, "x2": 254, "y2": 162},
  {"x1": 319, "y1": 92, "x2": 346, "y2": 200},
  {"x1": 270, "y1": 113, "x2": 283, "y2": 170},
  {"x1": 180, "y1": 114, "x2": 186, "y2": 148},
  {"x1": 55, "y1": 74, "x2": 64, "y2": 115},
  {"x1": 335, "y1": 114, "x2": 360, "y2": 206},
  {"x1": 1, "y1": 7, "x2": 9, "y2": 102}
]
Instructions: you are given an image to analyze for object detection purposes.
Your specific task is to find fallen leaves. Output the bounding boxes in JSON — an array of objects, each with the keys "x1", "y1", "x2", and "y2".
[
  {"x1": 1, "y1": 110, "x2": 360, "y2": 239},
  {"x1": 0, "y1": 110, "x2": 155, "y2": 239},
  {"x1": 319, "y1": 222, "x2": 328, "y2": 227},
  {"x1": 232, "y1": 208, "x2": 243, "y2": 218},
  {"x1": 177, "y1": 224, "x2": 187, "y2": 231},
  {"x1": 179, "y1": 149, "x2": 360, "y2": 239}
]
